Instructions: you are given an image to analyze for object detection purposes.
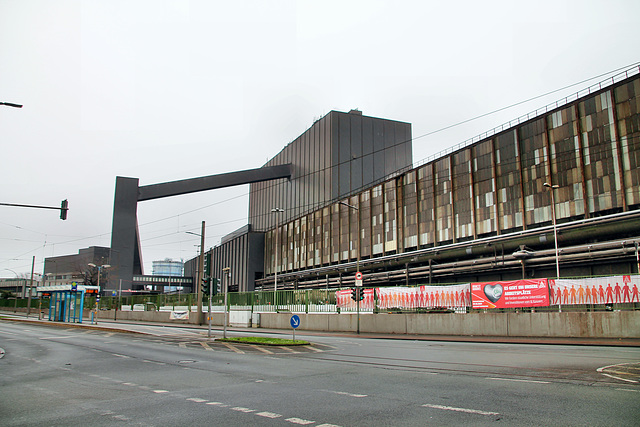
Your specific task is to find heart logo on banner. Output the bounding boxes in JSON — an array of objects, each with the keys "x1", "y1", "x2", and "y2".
[{"x1": 484, "y1": 284, "x2": 503, "y2": 303}]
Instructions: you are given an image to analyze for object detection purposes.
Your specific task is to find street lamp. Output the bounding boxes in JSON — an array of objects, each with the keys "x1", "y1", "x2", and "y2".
[
  {"x1": 339, "y1": 200, "x2": 361, "y2": 334},
  {"x1": 88, "y1": 263, "x2": 110, "y2": 324},
  {"x1": 544, "y1": 182, "x2": 561, "y2": 312},
  {"x1": 0, "y1": 102, "x2": 22, "y2": 108},
  {"x1": 186, "y1": 221, "x2": 206, "y2": 325}
]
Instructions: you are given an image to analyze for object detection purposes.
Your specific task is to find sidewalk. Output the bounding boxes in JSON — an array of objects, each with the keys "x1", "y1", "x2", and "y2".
[{"x1": 2, "y1": 311, "x2": 640, "y2": 347}]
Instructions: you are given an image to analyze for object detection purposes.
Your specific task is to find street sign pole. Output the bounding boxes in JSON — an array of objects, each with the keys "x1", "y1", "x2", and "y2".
[
  {"x1": 290, "y1": 314, "x2": 300, "y2": 342},
  {"x1": 355, "y1": 271, "x2": 362, "y2": 335}
]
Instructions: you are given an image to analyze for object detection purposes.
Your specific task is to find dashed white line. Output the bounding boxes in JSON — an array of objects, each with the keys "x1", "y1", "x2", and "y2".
[
  {"x1": 153, "y1": 390, "x2": 169, "y2": 394},
  {"x1": 206, "y1": 401, "x2": 225, "y2": 406},
  {"x1": 487, "y1": 377, "x2": 550, "y2": 384},
  {"x1": 112, "y1": 353, "x2": 130, "y2": 359},
  {"x1": 187, "y1": 397, "x2": 207, "y2": 403},
  {"x1": 303, "y1": 345, "x2": 322, "y2": 353},
  {"x1": 231, "y1": 407, "x2": 255, "y2": 413},
  {"x1": 324, "y1": 390, "x2": 368, "y2": 398},
  {"x1": 256, "y1": 411, "x2": 282, "y2": 419},
  {"x1": 422, "y1": 403, "x2": 499, "y2": 416},
  {"x1": 286, "y1": 417, "x2": 315, "y2": 425}
]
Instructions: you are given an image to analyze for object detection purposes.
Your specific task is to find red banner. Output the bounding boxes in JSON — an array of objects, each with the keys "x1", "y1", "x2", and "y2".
[{"x1": 471, "y1": 279, "x2": 549, "y2": 309}]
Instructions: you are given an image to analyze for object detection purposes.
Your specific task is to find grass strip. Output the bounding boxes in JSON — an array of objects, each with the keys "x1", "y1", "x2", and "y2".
[{"x1": 217, "y1": 336, "x2": 309, "y2": 346}]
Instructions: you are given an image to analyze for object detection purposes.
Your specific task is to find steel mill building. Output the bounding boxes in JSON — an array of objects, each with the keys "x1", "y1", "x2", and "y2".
[{"x1": 187, "y1": 69, "x2": 640, "y2": 294}]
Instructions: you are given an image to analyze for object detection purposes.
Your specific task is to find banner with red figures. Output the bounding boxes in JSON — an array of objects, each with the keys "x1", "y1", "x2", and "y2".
[
  {"x1": 376, "y1": 284, "x2": 470, "y2": 310},
  {"x1": 471, "y1": 279, "x2": 550, "y2": 309},
  {"x1": 335, "y1": 288, "x2": 375, "y2": 311},
  {"x1": 550, "y1": 275, "x2": 640, "y2": 305}
]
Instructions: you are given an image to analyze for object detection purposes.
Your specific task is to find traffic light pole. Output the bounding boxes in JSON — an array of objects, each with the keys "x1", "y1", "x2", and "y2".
[{"x1": 207, "y1": 278, "x2": 213, "y2": 338}]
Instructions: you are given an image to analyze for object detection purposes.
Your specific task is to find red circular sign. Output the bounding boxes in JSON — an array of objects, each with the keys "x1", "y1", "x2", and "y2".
[{"x1": 355, "y1": 272, "x2": 363, "y2": 280}]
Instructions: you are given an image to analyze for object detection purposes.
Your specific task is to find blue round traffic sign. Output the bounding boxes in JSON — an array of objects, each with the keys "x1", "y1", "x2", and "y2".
[{"x1": 290, "y1": 314, "x2": 300, "y2": 329}]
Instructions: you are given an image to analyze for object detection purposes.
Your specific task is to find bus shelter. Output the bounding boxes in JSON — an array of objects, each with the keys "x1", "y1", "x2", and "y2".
[{"x1": 37, "y1": 284, "x2": 99, "y2": 323}]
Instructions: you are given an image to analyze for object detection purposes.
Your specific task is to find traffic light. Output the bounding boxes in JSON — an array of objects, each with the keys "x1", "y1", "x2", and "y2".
[
  {"x1": 358, "y1": 288, "x2": 364, "y2": 301},
  {"x1": 351, "y1": 287, "x2": 358, "y2": 301},
  {"x1": 202, "y1": 276, "x2": 210, "y2": 295},
  {"x1": 203, "y1": 253, "x2": 211, "y2": 278},
  {"x1": 60, "y1": 199, "x2": 68, "y2": 220},
  {"x1": 212, "y1": 278, "x2": 220, "y2": 295}
]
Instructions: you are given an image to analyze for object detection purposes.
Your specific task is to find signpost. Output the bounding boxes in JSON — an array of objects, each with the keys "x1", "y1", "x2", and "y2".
[
  {"x1": 290, "y1": 314, "x2": 300, "y2": 343},
  {"x1": 355, "y1": 272, "x2": 362, "y2": 334}
]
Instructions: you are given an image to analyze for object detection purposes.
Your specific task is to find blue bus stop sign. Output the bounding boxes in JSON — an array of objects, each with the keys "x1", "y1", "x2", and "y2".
[{"x1": 290, "y1": 314, "x2": 300, "y2": 329}]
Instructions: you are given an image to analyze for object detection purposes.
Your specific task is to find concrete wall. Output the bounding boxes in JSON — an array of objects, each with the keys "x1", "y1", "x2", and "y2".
[
  {"x1": 258, "y1": 311, "x2": 640, "y2": 339},
  {"x1": 4, "y1": 307, "x2": 638, "y2": 339}
]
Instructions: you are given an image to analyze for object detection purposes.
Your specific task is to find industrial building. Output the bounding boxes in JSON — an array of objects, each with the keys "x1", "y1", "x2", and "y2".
[{"x1": 190, "y1": 69, "x2": 640, "y2": 293}]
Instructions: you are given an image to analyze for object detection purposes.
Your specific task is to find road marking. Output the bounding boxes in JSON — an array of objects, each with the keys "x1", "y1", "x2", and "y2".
[
  {"x1": 142, "y1": 359, "x2": 165, "y2": 365},
  {"x1": 104, "y1": 333, "x2": 114, "y2": 337},
  {"x1": 250, "y1": 344, "x2": 274, "y2": 354},
  {"x1": 286, "y1": 417, "x2": 315, "y2": 425},
  {"x1": 324, "y1": 390, "x2": 368, "y2": 398},
  {"x1": 0, "y1": 330, "x2": 17, "y2": 335},
  {"x1": 153, "y1": 389, "x2": 169, "y2": 394},
  {"x1": 256, "y1": 411, "x2": 282, "y2": 419},
  {"x1": 303, "y1": 345, "x2": 322, "y2": 353},
  {"x1": 187, "y1": 397, "x2": 207, "y2": 403},
  {"x1": 231, "y1": 407, "x2": 255, "y2": 413},
  {"x1": 278, "y1": 346, "x2": 301, "y2": 354},
  {"x1": 316, "y1": 424, "x2": 343, "y2": 427},
  {"x1": 223, "y1": 343, "x2": 245, "y2": 354},
  {"x1": 597, "y1": 363, "x2": 640, "y2": 383},
  {"x1": 206, "y1": 401, "x2": 225, "y2": 405},
  {"x1": 422, "y1": 404, "x2": 499, "y2": 416},
  {"x1": 487, "y1": 377, "x2": 550, "y2": 384},
  {"x1": 616, "y1": 388, "x2": 640, "y2": 392},
  {"x1": 123, "y1": 382, "x2": 137, "y2": 386},
  {"x1": 200, "y1": 342, "x2": 215, "y2": 351},
  {"x1": 112, "y1": 353, "x2": 130, "y2": 359},
  {"x1": 39, "y1": 336, "x2": 74, "y2": 340}
]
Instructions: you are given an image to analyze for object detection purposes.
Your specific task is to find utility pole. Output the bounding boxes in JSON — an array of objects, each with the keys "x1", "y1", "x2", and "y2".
[
  {"x1": 197, "y1": 221, "x2": 205, "y2": 325},
  {"x1": 222, "y1": 267, "x2": 230, "y2": 339},
  {"x1": 26, "y1": 256, "x2": 35, "y2": 317}
]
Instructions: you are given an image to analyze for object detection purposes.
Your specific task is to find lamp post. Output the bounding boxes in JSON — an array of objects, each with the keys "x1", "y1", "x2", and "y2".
[
  {"x1": 186, "y1": 221, "x2": 206, "y2": 325},
  {"x1": 88, "y1": 263, "x2": 110, "y2": 324},
  {"x1": 340, "y1": 200, "x2": 361, "y2": 334},
  {"x1": 544, "y1": 182, "x2": 561, "y2": 312},
  {"x1": 271, "y1": 208, "x2": 284, "y2": 308},
  {"x1": 0, "y1": 102, "x2": 22, "y2": 108}
]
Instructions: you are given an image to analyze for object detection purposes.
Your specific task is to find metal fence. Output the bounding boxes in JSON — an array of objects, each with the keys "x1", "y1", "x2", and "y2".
[{"x1": 1, "y1": 285, "x2": 638, "y2": 314}]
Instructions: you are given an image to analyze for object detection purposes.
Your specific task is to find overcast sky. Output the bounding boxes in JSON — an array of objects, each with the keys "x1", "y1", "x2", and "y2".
[{"x1": 1, "y1": 0, "x2": 639, "y2": 279}]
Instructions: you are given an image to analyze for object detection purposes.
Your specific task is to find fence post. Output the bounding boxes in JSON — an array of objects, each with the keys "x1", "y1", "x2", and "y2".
[{"x1": 305, "y1": 290, "x2": 309, "y2": 314}]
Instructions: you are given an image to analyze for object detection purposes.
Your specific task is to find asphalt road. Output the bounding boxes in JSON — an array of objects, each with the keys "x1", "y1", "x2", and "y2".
[{"x1": 1, "y1": 319, "x2": 639, "y2": 426}]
